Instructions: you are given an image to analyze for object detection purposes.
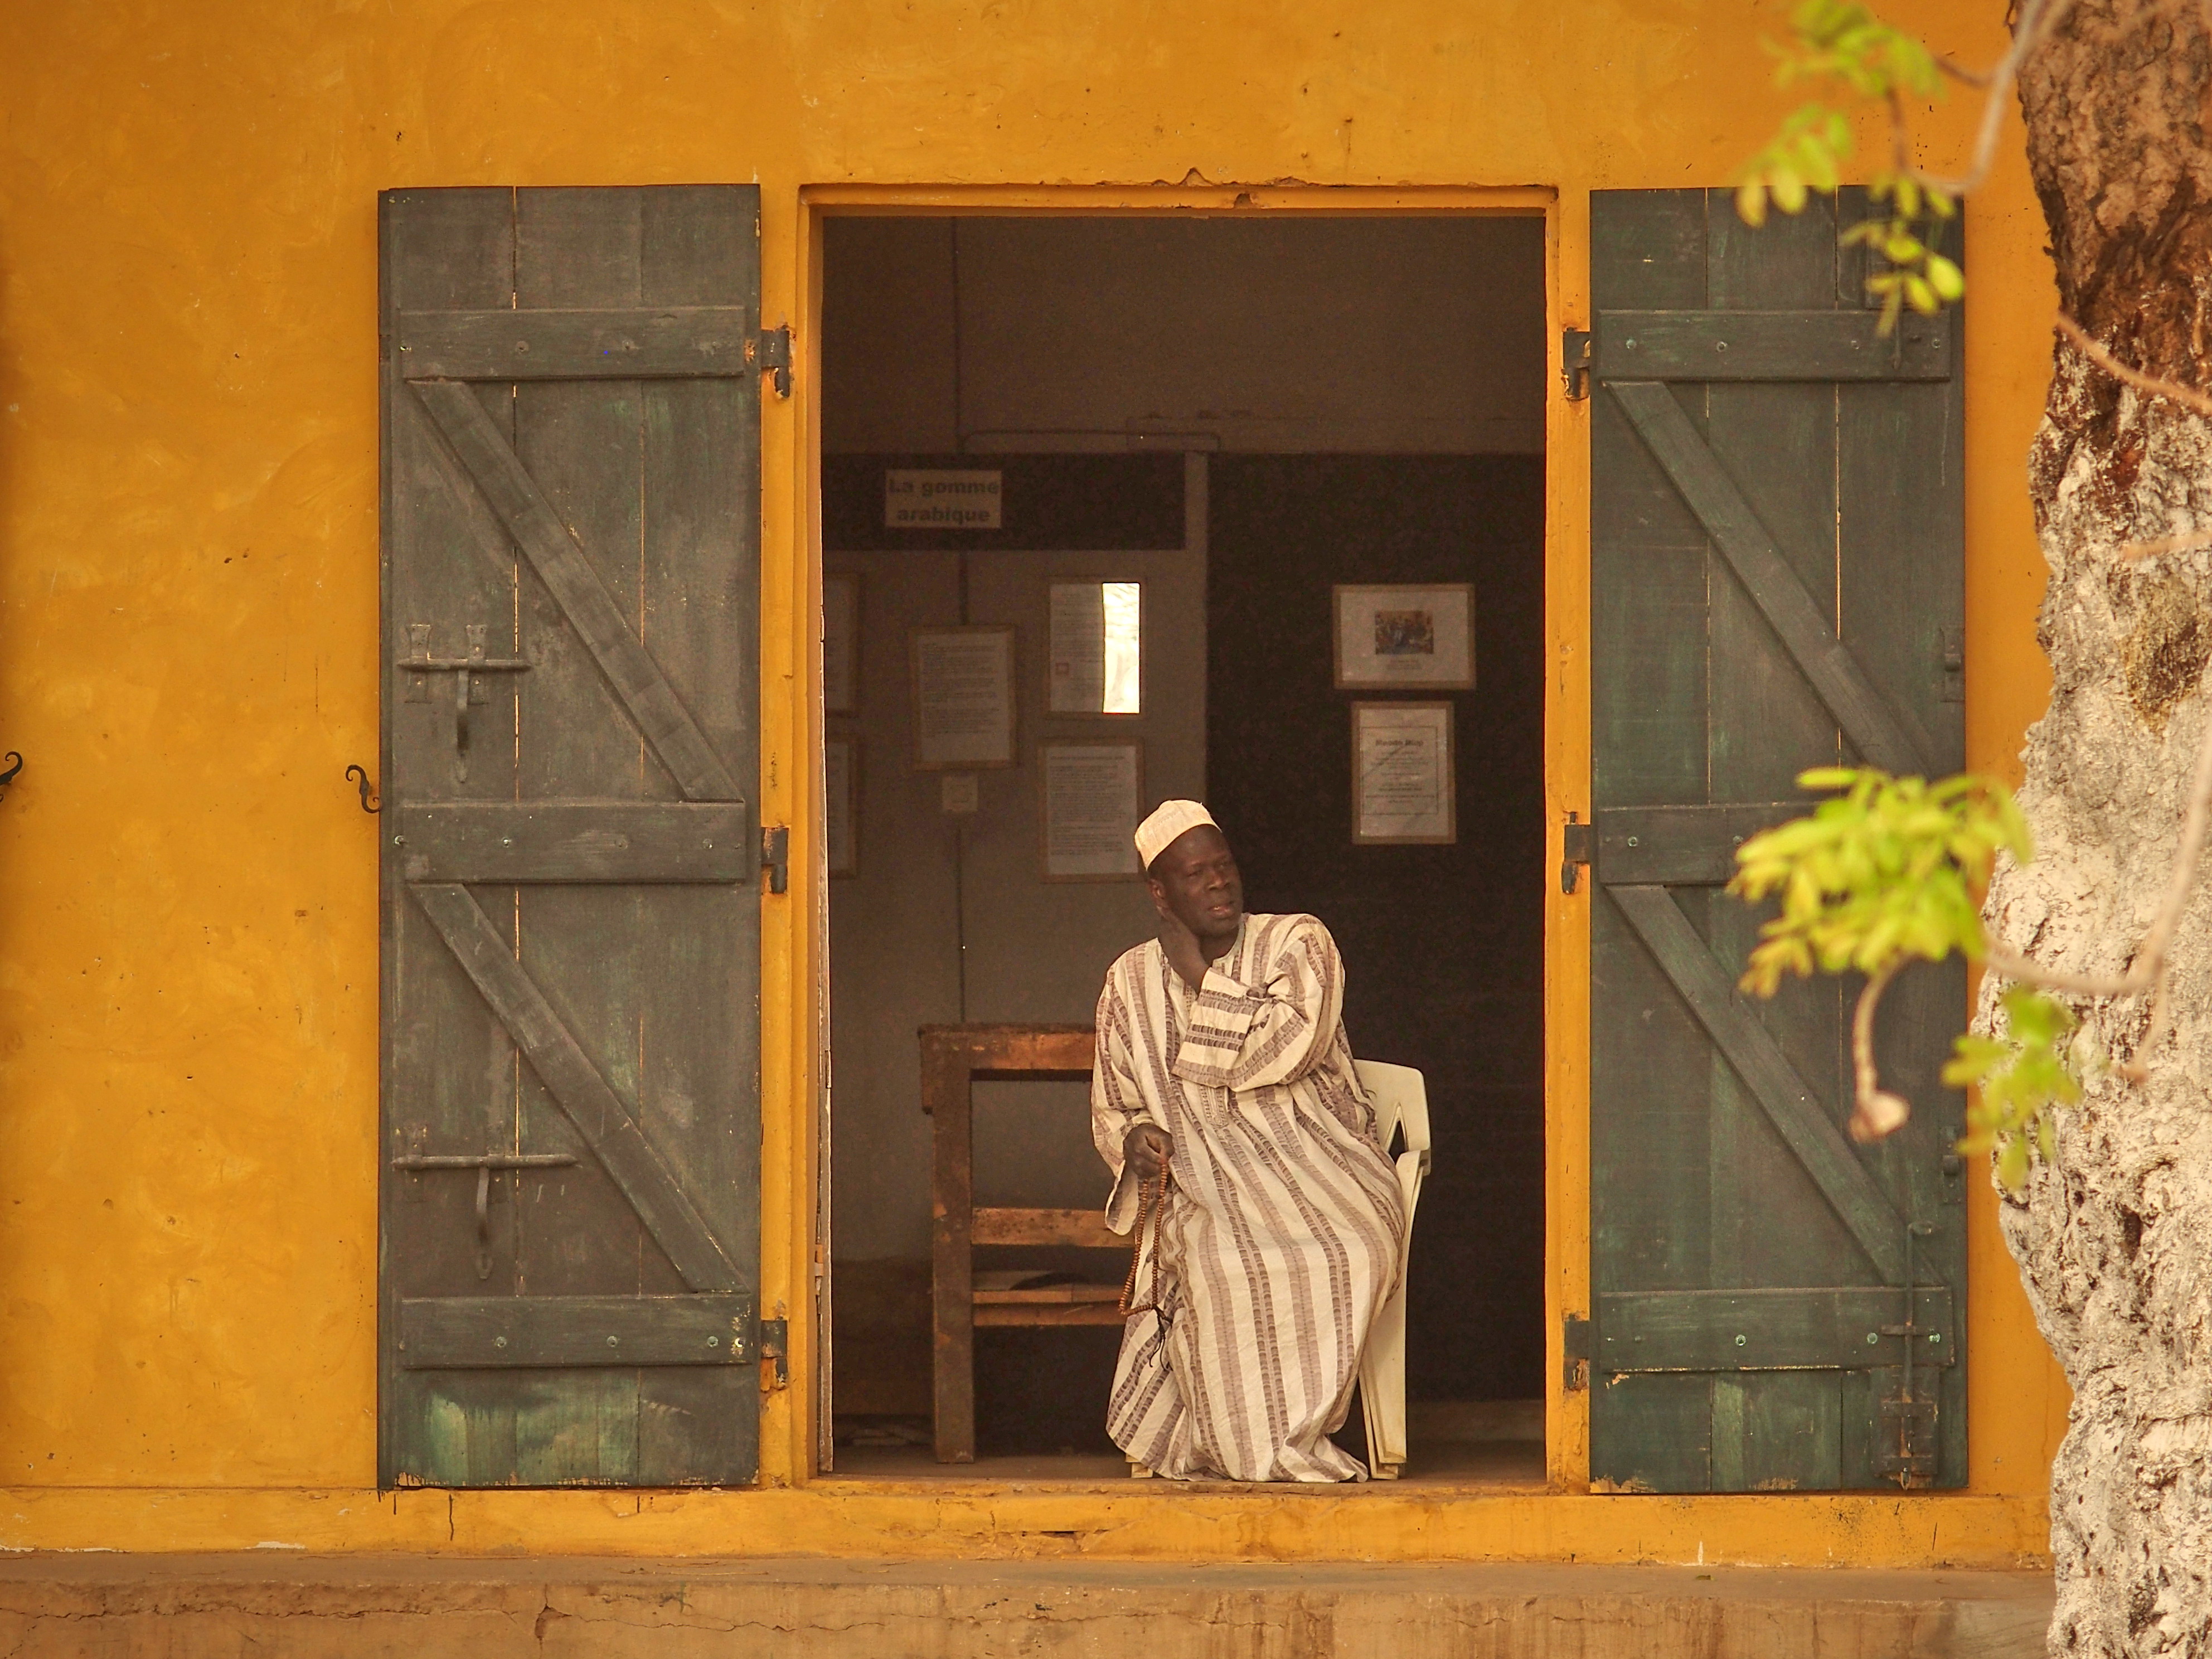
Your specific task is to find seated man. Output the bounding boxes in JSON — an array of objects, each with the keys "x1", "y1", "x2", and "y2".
[{"x1": 1092, "y1": 799, "x2": 1406, "y2": 1482}]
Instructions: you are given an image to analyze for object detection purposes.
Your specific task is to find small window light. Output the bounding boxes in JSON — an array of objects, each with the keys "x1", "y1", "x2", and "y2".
[{"x1": 1102, "y1": 581, "x2": 1141, "y2": 715}]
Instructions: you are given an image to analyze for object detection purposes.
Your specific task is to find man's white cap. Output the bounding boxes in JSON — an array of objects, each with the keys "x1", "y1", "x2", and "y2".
[{"x1": 1136, "y1": 800, "x2": 1219, "y2": 871}]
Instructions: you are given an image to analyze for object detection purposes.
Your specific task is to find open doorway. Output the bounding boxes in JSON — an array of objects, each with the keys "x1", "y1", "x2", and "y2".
[{"x1": 818, "y1": 212, "x2": 1547, "y2": 1483}]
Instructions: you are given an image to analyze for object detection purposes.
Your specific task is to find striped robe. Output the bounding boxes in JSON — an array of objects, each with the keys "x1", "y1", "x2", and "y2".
[{"x1": 1092, "y1": 913, "x2": 1405, "y2": 1482}]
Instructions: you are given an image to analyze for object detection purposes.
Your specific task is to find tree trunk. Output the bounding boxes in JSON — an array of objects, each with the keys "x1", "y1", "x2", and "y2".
[{"x1": 1995, "y1": 3, "x2": 2212, "y2": 1652}]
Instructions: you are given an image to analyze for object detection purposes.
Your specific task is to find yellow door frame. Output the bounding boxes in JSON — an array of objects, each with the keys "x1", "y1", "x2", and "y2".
[{"x1": 773, "y1": 182, "x2": 1588, "y2": 1490}]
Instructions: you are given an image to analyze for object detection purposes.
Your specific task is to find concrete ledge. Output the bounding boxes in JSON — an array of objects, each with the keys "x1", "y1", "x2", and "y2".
[{"x1": 0, "y1": 1553, "x2": 2053, "y2": 1657}]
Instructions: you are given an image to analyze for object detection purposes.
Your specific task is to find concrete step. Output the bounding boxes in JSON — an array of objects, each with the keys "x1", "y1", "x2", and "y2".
[{"x1": 0, "y1": 1553, "x2": 2053, "y2": 1657}]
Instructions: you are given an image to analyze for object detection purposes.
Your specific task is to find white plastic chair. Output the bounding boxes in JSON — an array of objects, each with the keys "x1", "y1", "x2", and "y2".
[{"x1": 1354, "y1": 1059, "x2": 1432, "y2": 1479}]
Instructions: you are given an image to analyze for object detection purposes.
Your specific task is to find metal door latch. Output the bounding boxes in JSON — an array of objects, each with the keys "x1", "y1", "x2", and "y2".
[
  {"x1": 1876, "y1": 1221, "x2": 1940, "y2": 1486},
  {"x1": 760, "y1": 824, "x2": 790, "y2": 894},
  {"x1": 398, "y1": 623, "x2": 531, "y2": 777},
  {"x1": 390, "y1": 1151, "x2": 577, "y2": 1279}
]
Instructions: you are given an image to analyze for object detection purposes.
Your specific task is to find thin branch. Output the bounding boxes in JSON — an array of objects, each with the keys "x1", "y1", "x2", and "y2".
[
  {"x1": 1933, "y1": 55, "x2": 1993, "y2": 88},
  {"x1": 1980, "y1": 947, "x2": 2148, "y2": 998},
  {"x1": 2056, "y1": 312, "x2": 2212, "y2": 419},
  {"x1": 1918, "y1": 0, "x2": 2072, "y2": 196},
  {"x1": 1848, "y1": 960, "x2": 1910, "y2": 1142},
  {"x1": 1884, "y1": 88, "x2": 1914, "y2": 180}
]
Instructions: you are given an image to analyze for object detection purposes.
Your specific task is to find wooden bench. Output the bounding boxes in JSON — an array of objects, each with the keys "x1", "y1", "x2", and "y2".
[{"x1": 921, "y1": 1022, "x2": 1125, "y2": 1463}]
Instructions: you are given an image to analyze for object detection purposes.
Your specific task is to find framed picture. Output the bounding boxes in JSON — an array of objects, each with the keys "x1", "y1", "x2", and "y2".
[
  {"x1": 824, "y1": 737, "x2": 858, "y2": 877},
  {"x1": 823, "y1": 573, "x2": 860, "y2": 715},
  {"x1": 909, "y1": 625, "x2": 1016, "y2": 770},
  {"x1": 1040, "y1": 740, "x2": 1143, "y2": 881},
  {"x1": 1352, "y1": 702, "x2": 1456, "y2": 845},
  {"x1": 1333, "y1": 583, "x2": 1475, "y2": 690}
]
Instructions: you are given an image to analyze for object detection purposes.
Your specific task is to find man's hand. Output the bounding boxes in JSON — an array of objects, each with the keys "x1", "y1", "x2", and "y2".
[
  {"x1": 1124, "y1": 1122, "x2": 1172, "y2": 1185},
  {"x1": 1157, "y1": 909, "x2": 1211, "y2": 992}
]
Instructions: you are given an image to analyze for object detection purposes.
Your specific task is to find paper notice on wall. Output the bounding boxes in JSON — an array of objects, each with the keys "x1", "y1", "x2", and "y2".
[
  {"x1": 1050, "y1": 582, "x2": 1106, "y2": 714},
  {"x1": 911, "y1": 627, "x2": 1015, "y2": 769},
  {"x1": 885, "y1": 469, "x2": 1002, "y2": 530},
  {"x1": 1353, "y1": 702, "x2": 1455, "y2": 843},
  {"x1": 1042, "y1": 743, "x2": 1141, "y2": 879}
]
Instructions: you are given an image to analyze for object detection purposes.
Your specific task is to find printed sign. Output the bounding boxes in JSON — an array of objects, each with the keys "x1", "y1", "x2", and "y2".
[{"x1": 885, "y1": 469, "x2": 1002, "y2": 530}]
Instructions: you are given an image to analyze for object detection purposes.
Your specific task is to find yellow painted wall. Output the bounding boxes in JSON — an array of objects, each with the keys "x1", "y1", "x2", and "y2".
[{"x1": 0, "y1": 0, "x2": 2067, "y2": 1563}]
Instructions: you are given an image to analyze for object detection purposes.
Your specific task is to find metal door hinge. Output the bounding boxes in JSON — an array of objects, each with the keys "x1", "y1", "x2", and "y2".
[
  {"x1": 760, "y1": 824, "x2": 790, "y2": 894},
  {"x1": 753, "y1": 326, "x2": 793, "y2": 397},
  {"x1": 1561, "y1": 813, "x2": 1595, "y2": 895},
  {"x1": 1562, "y1": 328, "x2": 1594, "y2": 400},
  {"x1": 759, "y1": 1316, "x2": 789, "y2": 1390},
  {"x1": 1563, "y1": 1313, "x2": 1592, "y2": 1391}
]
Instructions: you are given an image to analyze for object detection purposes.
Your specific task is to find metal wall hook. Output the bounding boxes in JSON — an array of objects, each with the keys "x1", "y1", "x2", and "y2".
[
  {"x1": 0, "y1": 751, "x2": 22, "y2": 804},
  {"x1": 346, "y1": 764, "x2": 381, "y2": 813}
]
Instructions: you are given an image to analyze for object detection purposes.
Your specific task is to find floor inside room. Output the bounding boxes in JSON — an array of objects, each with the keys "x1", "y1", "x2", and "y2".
[{"x1": 819, "y1": 213, "x2": 1548, "y2": 1486}]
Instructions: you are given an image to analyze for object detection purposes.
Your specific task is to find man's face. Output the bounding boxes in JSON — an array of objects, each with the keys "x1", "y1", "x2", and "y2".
[{"x1": 1147, "y1": 825, "x2": 1244, "y2": 945}]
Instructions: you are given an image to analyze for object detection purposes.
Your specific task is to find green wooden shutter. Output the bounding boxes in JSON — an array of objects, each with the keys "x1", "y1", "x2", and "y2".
[
  {"x1": 1588, "y1": 189, "x2": 1967, "y2": 1492},
  {"x1": 378, "y1": 187, "x2": 765, "y2": 1487}
]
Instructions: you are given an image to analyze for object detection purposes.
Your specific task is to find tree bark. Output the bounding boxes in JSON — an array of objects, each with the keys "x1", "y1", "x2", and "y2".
[{"x1": 1995, "y1": 3, "x2": 2212, "y2": 1652}]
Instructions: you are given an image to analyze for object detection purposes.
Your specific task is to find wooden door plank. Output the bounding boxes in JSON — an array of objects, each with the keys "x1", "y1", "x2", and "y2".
[
  {"x1": 412, "y1": 377, "x2": 741, "y2": 802},
  {"x1": 395, "y1": 802, "x2": 751, "y2": 884},
  {"x1": 1594, "y1": 310, "x2": 1953, "y2": 381},
  {"x1": 1697, "y1": 198, "x2": 1865, "y2": 1355},
  {"x1": 398, "y1": 306, "x2": 754, "y2": 380},
  {"x1": 399, "y1": 1293, "x2": 756, "y2": 1367},
  {"x1": 410, "y1": 881, "x2": 739, "y2": 1293},
  {"x1": 1590, "y1": 891, "x2": 1719, "y2": 1296},
  {"x1": 611, "y1": 184, "x2": 761, "y2": 1473},
  {"x1": 1605, "y1": 883, "x2": 1912, "y2": 1283},
  {"x1": 1595, "y1": 1286, "x2": 1952, "y2": 1371},
  {"x1": 1605, "y1": 379, "x2": 1937, "y2": 777},
  {"x1": 380, "y1": 190, "x2": 531, "y2": 1493},
  {"x1": 1593, "y1": 803, "x2": 1808, "y2": 885},
  {"x1": 1590, "y1": 1375, "x2": 1714, "y2": 1492}
]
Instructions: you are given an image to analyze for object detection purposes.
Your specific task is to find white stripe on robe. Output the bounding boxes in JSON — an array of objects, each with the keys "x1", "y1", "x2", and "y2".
[{"x1": 1092, "y1": 913, "x2": 1405, "y2": 1482}]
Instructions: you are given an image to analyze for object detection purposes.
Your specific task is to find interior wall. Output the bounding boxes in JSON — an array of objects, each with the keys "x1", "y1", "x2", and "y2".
[
  {"x1": 1209, "y1": 454, "x2": 1547, "y2": 1403},
  {"x1": 822, "y1": 217, "x2": 1547, "y2": 456},
  {"x1": 825, "y1": 454, "x2": 1201, "y2": 1415}
]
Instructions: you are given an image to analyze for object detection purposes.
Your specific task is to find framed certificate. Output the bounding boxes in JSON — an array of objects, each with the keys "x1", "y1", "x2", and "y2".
[
  {"x1": 824, "y1": 737, "x2": 859, "y2": 877},
  {"x1": 909, "y1": 626, "x2": 1016, "y2": 770},
  {"x1": 1040, "y1": 740, "x2": 1143, "y2": 881},
  {"x1": 823, "y1": 573, "x2": 860, "y2": 715},
  {"x1": 1333, "y1": 583, "x2": 1475, "y2": 690},
  {"x1": 1352, "y1": 702, "x2": 1456, "y2": 845}
]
